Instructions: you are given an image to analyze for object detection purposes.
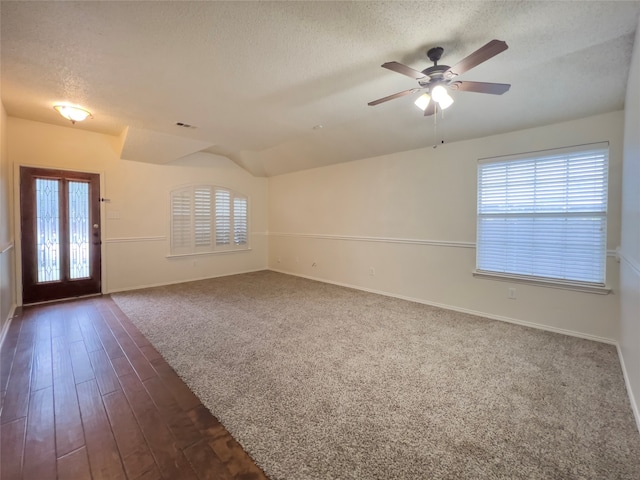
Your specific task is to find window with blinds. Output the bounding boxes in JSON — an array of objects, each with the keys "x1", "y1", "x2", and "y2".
[
  {"x1": 215, "y1": 190, "x2": 231, "y2": 246},
  {"x1": 170, "y1": 185, "x2": 249, "y2": 255},
  {"x1": 194, "y1": 188, "x2": 212, "y2": 247},
  {"x1": 234, "y1": 197, "x2": 248, "y2": 246},
  {"x1": 171, "y1": 190, "x2": 192, "y2": 253},
  {"x1": 476, "y1": 143, "x2": 609, "y2": 285}
]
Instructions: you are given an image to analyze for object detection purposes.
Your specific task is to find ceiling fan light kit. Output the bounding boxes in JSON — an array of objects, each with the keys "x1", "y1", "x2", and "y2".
[
  {"x1": 413, "y1": 89, "x2": 453, "y2": 112},
  {"x1": 414, "y1": 93, "x2": 431, "y2": 111},
  {"x1": 437, "y1": 92, "x2": 454, "y2": 109},
  {"x1": 430, "y1": 85, "x2": 447, "y2": 102},
  {"x1": 369, "y1": 39, "x2": 511, "y2": 117}
]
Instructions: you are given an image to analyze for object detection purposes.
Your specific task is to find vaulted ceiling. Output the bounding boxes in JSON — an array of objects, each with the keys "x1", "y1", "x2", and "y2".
[{"x1": 2, "y1": 1, "x2": 639, "y2": 176}]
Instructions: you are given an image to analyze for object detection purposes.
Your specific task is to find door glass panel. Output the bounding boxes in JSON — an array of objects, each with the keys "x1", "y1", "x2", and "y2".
[
  {"x1": 36, "y1": 178, "x2": 61, "y2": 283},
  {"x1": 68, "y1": 181, "x2": 90, "y2": 279}
]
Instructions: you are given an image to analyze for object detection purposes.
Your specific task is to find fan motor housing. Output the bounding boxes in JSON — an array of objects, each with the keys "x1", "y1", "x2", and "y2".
[
  {"x1": 427, "y1": 46, "x2": 444, "y2": 63},
  {"x1": 418, "y1": 65, "x2": 450, "y2": 87}
]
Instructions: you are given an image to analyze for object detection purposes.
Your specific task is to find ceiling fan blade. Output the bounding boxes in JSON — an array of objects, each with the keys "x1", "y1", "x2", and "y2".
[
  {"x1": 381, "y1": 61, "x2": 425, "y2": 80},
  {"x1": 368, "y1": 88, "x2": 420, "y2": 106},
  {"x1": 424, "y1": 101, "x2": 437, "y2": 117},
  {"x1": 444, "y1": 40, "x2": 508, "y2": 78},
  {"x1": 452, "y1": 81, "x2": 511, "y2": 95}
]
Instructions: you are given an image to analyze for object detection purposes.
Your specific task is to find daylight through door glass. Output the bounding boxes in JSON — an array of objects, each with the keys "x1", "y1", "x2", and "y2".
[
  {"x1": 68, "y1": 181, "x2": 91, "y2": 279},
  {"x1": 36, "y1": 178, "x2": 61, "y2": 282}
]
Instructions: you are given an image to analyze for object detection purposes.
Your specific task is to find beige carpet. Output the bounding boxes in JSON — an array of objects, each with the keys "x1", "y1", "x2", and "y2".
[{"x1": 112, "y1": 271, "x2": 640, "y2": 479}]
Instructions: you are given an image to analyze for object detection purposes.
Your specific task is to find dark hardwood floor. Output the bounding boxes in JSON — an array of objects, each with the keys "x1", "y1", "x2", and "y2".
[{"x1": 0, "y1": 296, "x2": 269, "y2": 480}]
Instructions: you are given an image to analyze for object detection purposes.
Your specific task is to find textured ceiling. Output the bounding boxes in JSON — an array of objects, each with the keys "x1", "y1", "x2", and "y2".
[{"x1": 2, "y1": 1, "x2": 639, "y2": 176}]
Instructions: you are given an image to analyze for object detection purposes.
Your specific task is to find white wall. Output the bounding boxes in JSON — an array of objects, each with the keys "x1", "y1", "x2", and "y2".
[
  {"x1": 268, "y1": 111, "x2": 624, "y2": 343},
  {"x1": 8, "y1": 118, "x2": 269, "y2": 303},
  {"x1": 620, "y1": 17, "x2": 640, "y2": 429},
  {"x1": 0, "y1": 103, "x2": 16, "y2": 341}
]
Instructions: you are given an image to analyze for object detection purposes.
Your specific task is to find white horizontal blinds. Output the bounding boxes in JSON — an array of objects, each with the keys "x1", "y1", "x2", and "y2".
[
  {"x1": 215, "y1": 189, "x2": 231, "y2": 246},
  {"x1": 193, "y1": 187, "x2": 212, "y2": 250},
  {"x1": 170, "y1": 188, "x2": 193, "y2": 254},
  {"x1": 477, "y1": 144, "x2": 608, "y2": 285},
  {"x1": 233, "y1": 196, "x2": 248, "y2": 246}
]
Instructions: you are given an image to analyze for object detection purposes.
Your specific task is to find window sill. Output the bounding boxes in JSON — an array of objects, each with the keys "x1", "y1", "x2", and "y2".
[
  {"x1": 166, "y1": 248, "x2": 251, "y2": 259},
  {"x1": 472, "y1": 270, "x2": 611, "y2": 295}
]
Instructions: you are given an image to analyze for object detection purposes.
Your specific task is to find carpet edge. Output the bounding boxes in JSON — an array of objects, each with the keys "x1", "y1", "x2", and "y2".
[
  {"x1": 105, "y1": 268, "x2": 269, "y2": 294},
  {"x1": 267, "y1": 268, "x2": 616, "y2": 345}
]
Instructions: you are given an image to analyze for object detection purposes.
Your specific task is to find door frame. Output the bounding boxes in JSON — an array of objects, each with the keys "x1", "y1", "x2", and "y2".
[{"x1": 15, "y1": 163, "x2": 105, "y2": 305}]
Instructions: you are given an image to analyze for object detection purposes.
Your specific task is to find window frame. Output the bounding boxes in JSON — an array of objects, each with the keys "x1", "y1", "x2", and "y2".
[
  {"x1": 474, "y1": 142, "x2": 610, "y2": 292},
  {"x1": 169, "y1": 184, "x2": 250, "y2": 257}
]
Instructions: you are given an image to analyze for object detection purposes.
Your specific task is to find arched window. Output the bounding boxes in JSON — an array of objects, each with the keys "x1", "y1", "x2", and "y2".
[{"x1": 170, "y1": 185, "x2": 248, "y2": 255}]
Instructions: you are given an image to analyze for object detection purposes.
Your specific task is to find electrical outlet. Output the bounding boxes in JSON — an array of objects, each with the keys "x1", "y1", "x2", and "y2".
[
  {"x1": 508, "y1": 287, "x2": 516, "y2": 299},
  {"x1": 369, "y1": 267, "x2": 375, "y2": 276}
]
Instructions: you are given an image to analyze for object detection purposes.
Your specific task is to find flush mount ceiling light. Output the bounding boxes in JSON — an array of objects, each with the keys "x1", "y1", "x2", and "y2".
[{"x1": 53, "y1": 105, "x2": 93, "y2": 124}]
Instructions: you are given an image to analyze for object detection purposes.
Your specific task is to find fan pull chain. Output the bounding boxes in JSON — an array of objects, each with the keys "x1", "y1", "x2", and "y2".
[
  {"x1": 432, "y1": 105, "x2": 446, "y2": 149},
  {"x1": 433, "y1": 105, "x2": 439, "y2": 148}
]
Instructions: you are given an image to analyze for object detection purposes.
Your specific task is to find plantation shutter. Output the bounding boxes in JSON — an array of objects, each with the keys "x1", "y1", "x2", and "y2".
[
  {"x1": 476, "y1": 143, "x2": 608, "y2": 285},
  {"x1": 170, "y1": 185, "x2": 249, "y2": 255},
  {"x1": 215, "y1": 189, "x2": 231, "y2": 246},
  {"x1": 233, "y1": 196, "x2": 248, "y2": 245},
  {"x1": 193, "y1": 187, "x2": 212, "y2": 251},
  {"x1": 170, "y1": 188, "x2": 193, "y2": 255}
]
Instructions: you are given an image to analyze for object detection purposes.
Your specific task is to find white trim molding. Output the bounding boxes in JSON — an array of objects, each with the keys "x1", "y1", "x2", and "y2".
[
  {"x1": 1, "y1": 241, "x2": 14, "y2": 255},
  {"x1": 618, "y1": 248, "x2": 640, "y2": 433},
  {"x1": 618, "y1": 345, "x2": 640, "y2": 435},
  {"x1": 269, "y1": 233, "x2": 620, "y2": 254},
  {"x1": 106, "y1": 268, "x2": 266, "y2": 294},
  {"x1": 105, "y1": 234, "x2": 266, "y2": 246},
  {"x1": 268, "y1": 232, "x2": 475, "y2": 249},
  {"x1": 472, "y1": 270, "x2": 611, "y2": 295},
  {"x1": 619, "y1": 249, "x2": 640, "y2": 276},
  {"x1": 0, "y1": 304, "x2": 18, "y2": 349},
  {"x1": 268, "y1": 268, "x2": 616, "y2": 345},
  {"x1": 105, "y1": 236, "x2": 166, "y2": 244},
  {"x1": 166, "y1": 248, "x2": 252, "y2": 259}
]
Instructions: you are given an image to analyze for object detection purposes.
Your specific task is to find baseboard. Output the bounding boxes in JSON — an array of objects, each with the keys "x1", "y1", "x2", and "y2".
[
  {"x1": 106, "y1": 268, "x2": 269, "y2": 294},
  {"x1": 24, "y1": 294, "x2": 102, "y2": 307},
  {"x1": 618, "y1": 344, "x2": 640, "y2": 434},
  {"x1": 268, "y1": 268, "x2": 616, "y2": 345},
  {"x1": 0, "y1": 303, "x2": 17, "y2": 349}
]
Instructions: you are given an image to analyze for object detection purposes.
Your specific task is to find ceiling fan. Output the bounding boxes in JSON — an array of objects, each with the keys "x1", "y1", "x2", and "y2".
[{"x1": 368, "y1": 39, "x2": 511, "y2": 116}]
